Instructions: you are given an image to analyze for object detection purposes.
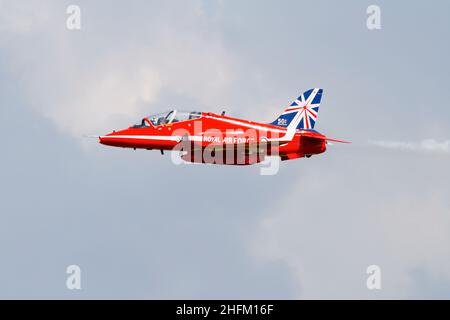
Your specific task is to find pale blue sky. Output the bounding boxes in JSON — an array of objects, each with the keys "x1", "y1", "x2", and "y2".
[{"x1": 0, "y1": 0, "x2": 449, "y2": 298}]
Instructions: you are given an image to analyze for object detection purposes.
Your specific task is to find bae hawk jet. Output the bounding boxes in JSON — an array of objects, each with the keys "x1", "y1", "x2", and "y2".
[{"x1": 99, "y1": 88, "x2": 349, "y2": 165}]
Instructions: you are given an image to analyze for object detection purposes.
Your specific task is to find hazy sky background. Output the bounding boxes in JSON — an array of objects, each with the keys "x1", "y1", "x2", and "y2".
[{"x1": 1, "y1": 0, "x2": 449, "y2": 299}]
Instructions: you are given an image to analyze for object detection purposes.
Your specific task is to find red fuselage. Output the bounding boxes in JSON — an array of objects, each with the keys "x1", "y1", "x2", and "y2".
[{"x1": 99, "y1": 111, "x2": 327, "y2": 165}]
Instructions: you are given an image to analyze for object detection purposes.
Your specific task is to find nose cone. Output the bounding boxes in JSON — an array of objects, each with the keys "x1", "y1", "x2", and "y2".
[
  {"x1": 99, "y1": 131, "x2": 120, "y2": 146},
  {"x1": 99, "y1": 133, "x2": 110, "y2": 145}
]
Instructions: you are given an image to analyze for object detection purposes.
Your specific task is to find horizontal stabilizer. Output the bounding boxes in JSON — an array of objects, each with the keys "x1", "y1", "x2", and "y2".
[
  {"x1": 299, "y1": 130, "x2": 350, "y2": 144},
  {"x1": 324, "y1": 137, "x2": 351, "y2": 144}
]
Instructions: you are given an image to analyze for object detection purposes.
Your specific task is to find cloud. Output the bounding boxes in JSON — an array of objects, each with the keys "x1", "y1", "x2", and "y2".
[
  {"x1": 2, "y1": 0, "x2": 450, "y2": 299},
  {"x1": 368, "y1": 139, "x2": 450, "y2": 154},
  {"x1": 0, "y1": 1, "x2": 50, "y2": 34},
  {"x1": 0, "y1": 1, "x2": 236, "y2": 137},
  {"x1": 250, "y1": 150, "x2": 450, "y2": 299}
]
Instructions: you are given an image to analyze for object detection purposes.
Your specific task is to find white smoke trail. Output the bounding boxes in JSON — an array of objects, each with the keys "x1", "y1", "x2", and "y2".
[{"x1": 368, "y1": 139, "x2": 450, "y2": 154}]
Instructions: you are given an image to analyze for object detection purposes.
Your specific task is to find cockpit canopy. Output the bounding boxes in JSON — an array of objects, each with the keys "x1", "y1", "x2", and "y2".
[{"x1": 134, "y1": 110, "x2": 202, "y2": 128}]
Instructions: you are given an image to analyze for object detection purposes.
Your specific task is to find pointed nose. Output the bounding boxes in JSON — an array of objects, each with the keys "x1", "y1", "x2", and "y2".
[{"x1": 98, "y1": 131, "x2": 117, "y2": 146}]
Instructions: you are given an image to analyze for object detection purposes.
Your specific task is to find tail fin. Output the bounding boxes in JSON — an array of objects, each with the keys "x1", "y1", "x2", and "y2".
[{"x1": 270, "y1": 88, "x2": 323, "y2": 130}]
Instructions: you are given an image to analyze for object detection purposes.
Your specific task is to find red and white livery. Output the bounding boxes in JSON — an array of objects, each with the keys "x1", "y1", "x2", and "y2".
[{"x1": 99, "y1": 88, "x2": 349, "y2": 165}]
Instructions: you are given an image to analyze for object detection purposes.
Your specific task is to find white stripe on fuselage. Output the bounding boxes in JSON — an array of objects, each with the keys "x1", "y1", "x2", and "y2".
[
  {"x1": 100, "y1": 135, "x2": 204, "y2": 142},
  {"x1": 204, "y1": 115, "x2": 286, "y2": 134},
  {"x1": 101, "y1": 135, "x2": 180, "y2": 141}
]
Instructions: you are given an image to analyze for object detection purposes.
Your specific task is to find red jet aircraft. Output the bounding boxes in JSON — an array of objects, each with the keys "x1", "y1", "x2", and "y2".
[{"x1": 99, "y1": 88, "x2": 349, "y2": 165}]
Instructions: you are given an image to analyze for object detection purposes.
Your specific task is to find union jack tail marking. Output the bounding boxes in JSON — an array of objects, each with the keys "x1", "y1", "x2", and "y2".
[{"x1": 270, "y1": 88, "x2": 323, "y2": 130}]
